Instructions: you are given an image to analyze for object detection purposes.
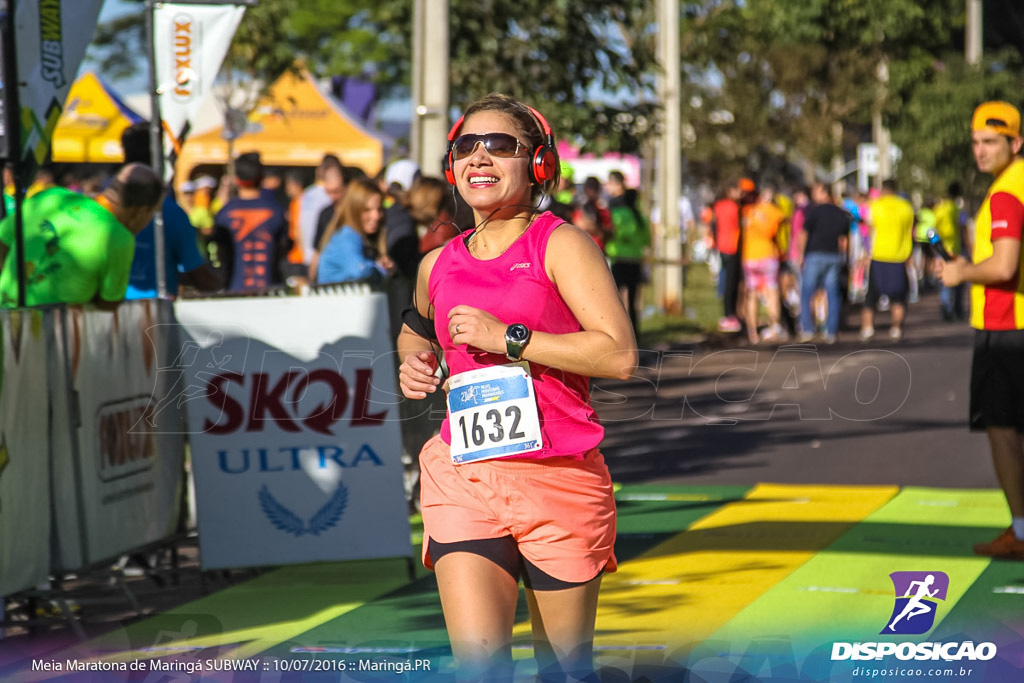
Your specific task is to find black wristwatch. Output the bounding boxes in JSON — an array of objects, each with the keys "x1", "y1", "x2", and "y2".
[{"x1": 505, "y1": 323, "x2": 531, "y2": 361}]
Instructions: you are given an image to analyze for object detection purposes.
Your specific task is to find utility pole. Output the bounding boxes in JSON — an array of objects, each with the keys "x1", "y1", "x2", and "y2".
[
  {"x1": 873, "y1": 57, "x2": 892, "y2": 187},
  {"x1": 656, "y1": 0, "x2": 682, "y2": 314},
  {"x1": 411, "y1": 0, "x2": 449, "y2": 176},
  {"x1": 966, "y1": 0, "x2": 982, "y2": 65}
]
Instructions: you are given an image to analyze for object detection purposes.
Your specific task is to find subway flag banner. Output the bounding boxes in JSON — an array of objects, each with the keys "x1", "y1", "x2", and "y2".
[{"x1": 14, "y1": 0, "x2": 105, "y2": 177}]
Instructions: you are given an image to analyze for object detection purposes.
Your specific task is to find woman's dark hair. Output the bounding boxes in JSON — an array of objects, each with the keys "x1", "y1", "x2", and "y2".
[
  {"x1": 121, "y1": 122, "x2": 152, "y2": 165},
  {"x1": 624, "y1": 187, "x2": 640, "y2": 211},
  {"x1": 234, "y1": 152, "x2": 264, "y2": 184},
  {"x1": 407, "y1": 176, "x2": 455, "y2": 225}
]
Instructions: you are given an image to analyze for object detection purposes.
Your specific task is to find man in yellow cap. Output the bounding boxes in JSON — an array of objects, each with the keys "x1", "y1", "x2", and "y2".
[{"x1": 940, "y1": 101, "x2": 1024, "y2": 559}]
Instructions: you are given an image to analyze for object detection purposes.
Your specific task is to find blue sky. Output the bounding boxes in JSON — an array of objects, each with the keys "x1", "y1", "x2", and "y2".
[{"x1": 86, "y1": 0, "x2": 148, "y2": 94}]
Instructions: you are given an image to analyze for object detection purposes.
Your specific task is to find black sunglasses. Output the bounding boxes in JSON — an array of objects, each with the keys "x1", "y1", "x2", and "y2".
[{"x1": 451, "y1": 133, "x2": 526, "y2": 160}]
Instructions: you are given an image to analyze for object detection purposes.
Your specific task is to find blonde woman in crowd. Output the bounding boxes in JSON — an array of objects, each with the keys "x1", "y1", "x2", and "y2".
[{"x1": 312, "y1": 177, "x2": 392, "y2": 285}]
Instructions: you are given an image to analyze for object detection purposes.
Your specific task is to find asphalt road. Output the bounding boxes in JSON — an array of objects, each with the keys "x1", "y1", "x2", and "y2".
[{"x1": 598, "y1": 289, "x2": 997, "y2": 491}]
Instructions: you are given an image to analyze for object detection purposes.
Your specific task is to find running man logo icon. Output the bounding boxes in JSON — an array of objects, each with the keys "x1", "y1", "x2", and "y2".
[{"x1": 882, "y1": 571, "x2": 949, "y2": 635}]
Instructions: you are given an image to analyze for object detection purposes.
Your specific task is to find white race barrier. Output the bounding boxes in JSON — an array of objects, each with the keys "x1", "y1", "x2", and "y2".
[
  {"x1": 0, "y1": 309, "x2": 53, "y2": 596},
  {"x1": 50, "y1": 300, "x2": 187, "y2": 570},
  {"x1": 175, "y1": 289, "x2": 412, "y2": 570}
]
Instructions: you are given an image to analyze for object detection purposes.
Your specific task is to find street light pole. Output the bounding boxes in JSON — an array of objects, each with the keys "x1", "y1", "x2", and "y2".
[
  {"x1": 966, "y1": 0, "x2": 982, "y2": 65},
  {"x1": 656, "y1": 0, "x2": 682, "y2": 314},
  {"x1": 873, "y1": 57, "x2": 891, "y2": 186},
  {"x1": 411, "y1": 0, "x2": 449, "y2": 176},
  {"x1": 145, "y1": 0, "x2": 168, "y2": 298}
]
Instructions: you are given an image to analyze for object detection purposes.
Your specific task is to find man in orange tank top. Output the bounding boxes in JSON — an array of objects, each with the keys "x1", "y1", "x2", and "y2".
[{"x1": 940, "y1": 101, "x2": 1024, "y2": 559}]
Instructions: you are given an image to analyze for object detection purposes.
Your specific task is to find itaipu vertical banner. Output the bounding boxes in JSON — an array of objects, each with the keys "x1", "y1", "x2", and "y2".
[
  {"x1": 15, "y1": 0, "x2": 105, "y2": 175},
  {"x1": 153, "y1": 2, "x2": 245, "y2": 166}
]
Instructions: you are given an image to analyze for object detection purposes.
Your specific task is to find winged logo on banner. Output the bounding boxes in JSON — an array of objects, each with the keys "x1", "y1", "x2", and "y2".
[{"x1": 258, "y1": 482, "x2": 349, "y2": 537}]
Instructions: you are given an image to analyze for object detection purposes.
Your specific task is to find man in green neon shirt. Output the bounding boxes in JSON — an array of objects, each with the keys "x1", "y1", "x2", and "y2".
[{"x1": 0, "y1": 163, "x2": 162, "y2": 310}]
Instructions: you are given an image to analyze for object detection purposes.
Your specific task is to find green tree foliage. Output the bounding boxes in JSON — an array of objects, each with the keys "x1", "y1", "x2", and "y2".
[
  {"x1": 677, "y1": 0, "x2": 975, "y2": 190},
  {"x1": 287, "y1": 0, "x2": 660, "y2": 153},
  {"x1": 89, "y1": 5, "x2": 148, "y2": 82},
  {"x1": 222, "y1": 0, "x2": 298, "y2": 85},
  {"x1": 281, "y1": 0, "x2": 413, "y2": 97},
  {"x1": 90, "y1": 1, "x2": 1024, "y2": 200},
  {"x1": 448, "y1": 1, "x2": 658, "y2": 154},
  {"x1": 90, "y1": 0, "x2": 657, "y2": 154},
  {"x1": 89, "y1": 0, "x2": 297, "y2": 92},
  {"x1": 891, "y1": 53, "x2": 1024, "y2": 202}
]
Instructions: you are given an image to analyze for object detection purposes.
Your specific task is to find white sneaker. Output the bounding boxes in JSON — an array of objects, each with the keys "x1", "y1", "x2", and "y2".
[
  {"x1": 797, "y1": 331, "x2": 815, "y2": 343},
  {"x1": 889, "y1": 327, "x2": 903, "y2": 341},
  {"x1": 760, "y1": 324, "x2": 785, "y2": 342},
  {"x1": 859, "y1": 327, "x2": 875, "y2": 341}
]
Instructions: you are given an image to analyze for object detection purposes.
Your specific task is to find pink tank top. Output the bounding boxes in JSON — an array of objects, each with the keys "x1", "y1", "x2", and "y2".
[{"x1": 429, "y1": 211, "x2": 604, "y2": 459}]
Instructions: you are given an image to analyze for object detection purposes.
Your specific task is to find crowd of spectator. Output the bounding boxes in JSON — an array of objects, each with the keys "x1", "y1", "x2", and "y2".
[
  {"x1": 693, "y1": 175, "x2": 970, "y2": 345},
  {"x1": 0, "y1": 132, "x2": 467, "y2": 311}
]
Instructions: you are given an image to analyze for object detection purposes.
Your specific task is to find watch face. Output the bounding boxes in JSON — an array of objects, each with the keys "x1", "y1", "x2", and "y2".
[{"x1": 507, "y1": 324, "x2": 529, "y2": 342}]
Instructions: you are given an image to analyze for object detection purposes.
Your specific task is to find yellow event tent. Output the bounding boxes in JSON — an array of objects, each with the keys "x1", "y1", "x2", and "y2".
[
  {"x1": 176, "y1": 69, "x2": 393, "y2": 179},
  {"x1": 51, "y1": 71, "x2": 144, "y2": 163}
]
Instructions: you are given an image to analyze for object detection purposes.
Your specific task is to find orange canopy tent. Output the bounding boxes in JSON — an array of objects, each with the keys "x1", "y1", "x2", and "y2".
[
  {"x1": 176, "y1": 69, "x2": 393, "y2": 179},
  {"x1": 51, "y1": 71, "x2": 144, "y2": 163}
]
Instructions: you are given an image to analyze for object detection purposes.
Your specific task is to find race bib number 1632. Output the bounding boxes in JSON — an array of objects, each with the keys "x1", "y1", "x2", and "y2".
[{"x1": 446, "y1": 363, "x2": 543, "y2": 464}]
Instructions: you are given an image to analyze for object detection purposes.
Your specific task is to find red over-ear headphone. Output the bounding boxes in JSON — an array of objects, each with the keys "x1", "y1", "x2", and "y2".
[{"x1": 443, "y1": 104, "x2": 559, "y2": 190}]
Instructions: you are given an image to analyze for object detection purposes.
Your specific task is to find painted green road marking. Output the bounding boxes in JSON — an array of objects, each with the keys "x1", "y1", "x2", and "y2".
[
  {"x1": 257, "y1": 485, "x2": 750, "y2": 662},
  {"x1": 709, "y1": 488, "x2": 1005, "y2": 656},
  {"x1": 73, "y1": 558, "x2": 415, "y2": 663},
  {"x1": 559, "y1": 484, "x2": 897, "y2": 649},
  {"x1": 30, "y1": 484, "x2": 1014, "y2": 683}
]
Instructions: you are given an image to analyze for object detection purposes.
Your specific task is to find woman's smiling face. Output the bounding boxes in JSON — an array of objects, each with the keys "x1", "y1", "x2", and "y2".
[
  {"x1": 361, "y1": 192, "x2": 383, "y2": 235},
  {"x1": 452, "y1": 110, "x2": 533, "y2": 215}
]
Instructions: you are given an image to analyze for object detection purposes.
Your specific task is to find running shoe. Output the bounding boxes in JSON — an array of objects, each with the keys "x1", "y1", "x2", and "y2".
[
  {"x1": 760, "y1": 324, "x2": 785, "y2": 342},
  {"x1": 785, "y1": 290, "x2": 801, "y2": 316},
  {"x1": 718, "y1": 316, "x2": 742, "y2": 333},
  {"x1": 973, "y1": 528, "x2": 1024, "y2": 559},
  {"x1": 797, "y1": 331, "x2": 815, "y2": 343},
  {"x1": 889, "y1": 327, "x2": 903, "y2": 341},
  {"x1": 858, "y1": 327, "x2": 875, "y2": 341},
  {"x1": 821, "y1": 334, "x2": 837, "y2": 345}
]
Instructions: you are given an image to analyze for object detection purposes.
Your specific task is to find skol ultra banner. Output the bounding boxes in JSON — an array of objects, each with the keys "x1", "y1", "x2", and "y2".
[
  {"x1": 175, "y1": 291, "x2": 412, "y2": 570},
  {"x1": 153, "y1": 2, "x2": 245, "y2": 166},
  {"x1": 14, "y1": 0, "x2": 105, "y2": 175}
]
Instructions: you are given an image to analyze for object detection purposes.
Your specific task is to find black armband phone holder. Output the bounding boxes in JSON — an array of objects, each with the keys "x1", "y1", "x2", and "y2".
[{"x1": 401, "y1": 306, "x2": 438, "y2": 342}]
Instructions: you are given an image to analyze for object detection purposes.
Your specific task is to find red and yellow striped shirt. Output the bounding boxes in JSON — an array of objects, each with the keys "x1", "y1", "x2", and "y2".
[{"x1": 971, "y1": 158, "x2": 1024, "y2": 330}]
